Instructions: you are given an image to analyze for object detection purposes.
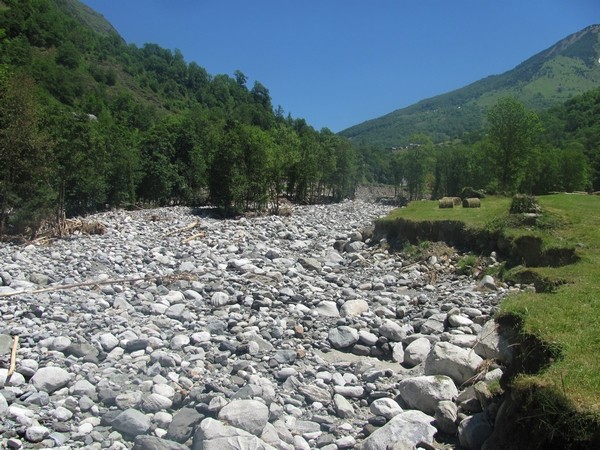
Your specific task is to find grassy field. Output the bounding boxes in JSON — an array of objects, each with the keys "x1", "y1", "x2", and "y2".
[{"x1": 382, "y1": 194, "x2": 600, "y2": 425}]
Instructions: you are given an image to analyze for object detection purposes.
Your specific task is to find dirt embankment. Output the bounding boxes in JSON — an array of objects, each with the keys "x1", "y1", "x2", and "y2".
[{"x1": 373, "y1": 218, "x2": 578, "y2": 271}]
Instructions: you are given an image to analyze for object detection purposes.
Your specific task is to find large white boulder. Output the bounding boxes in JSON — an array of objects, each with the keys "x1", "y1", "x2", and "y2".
[
  {"x1": 424, "y1": 342, "x2": 483, "y2": 385},
  {"x1": 340, "y1": 299, "x2": 369, "y2": 317},
  {"x1": 473, "y1": 320, "x2": 514, "y2": 364},
  {"x1": 359, "y1": 410, "x2": 436, "y2": 450},
  {"x1": 217, "y1": 399, "x2": 269, "y2": 436},
  {"x1": 397, "y1": 375, "x2": 458, "y2": 415},
  {"x1": 403, "y1": 337, "x2": 431, "y2": 367},
  {"x1": 30, "y1": 367, "x2": 71, "y2": 393}
]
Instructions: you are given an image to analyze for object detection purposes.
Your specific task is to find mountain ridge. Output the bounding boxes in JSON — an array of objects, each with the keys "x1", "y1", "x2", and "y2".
[
  {"x1": 55, "y1": 0, "x2": 120, "y2": 38},
  {"x1": 340, "y1": 24, "x2": 600, "y2": 148}
]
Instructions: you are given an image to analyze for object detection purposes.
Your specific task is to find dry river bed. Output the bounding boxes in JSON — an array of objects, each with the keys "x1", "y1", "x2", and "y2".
[{"x1": 0, "y1": 201, "x2": 517, "y2": 450}]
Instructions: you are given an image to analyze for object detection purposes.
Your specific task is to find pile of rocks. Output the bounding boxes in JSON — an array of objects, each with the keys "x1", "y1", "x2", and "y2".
[{"x1": 0, "y1": 201, "x2": 516, "y2": 449}]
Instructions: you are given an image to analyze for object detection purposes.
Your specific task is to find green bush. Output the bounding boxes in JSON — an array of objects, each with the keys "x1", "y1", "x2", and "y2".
[
  {"x1": 510, "y1": 194, "x2": 542, "y2": 214},
  {"x1": 456, "y1": 253, "x2": 478, "y2": 275},
  {"x1": 460, "y1": 186, "x2": 485, "y2": 199}
]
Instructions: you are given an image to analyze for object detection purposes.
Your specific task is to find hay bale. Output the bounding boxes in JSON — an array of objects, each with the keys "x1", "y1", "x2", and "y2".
[
  {"x1": 450, "y1": 196, "x2": 462, "y2": 206},
  {"x1": 462, "y1": 198, "x2": 481, "y2": 208},
  {"x1": 439, "y1": 197, "x2": 455, "y2": 208}
]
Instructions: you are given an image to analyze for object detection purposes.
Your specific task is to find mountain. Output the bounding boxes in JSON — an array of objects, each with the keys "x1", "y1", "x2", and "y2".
[
  {"x1": 54, "y1": 0, "x2": 120, "y2": 37},
  {"x1": 339, "y1": 25, "x2": 600, "y2": 148}
]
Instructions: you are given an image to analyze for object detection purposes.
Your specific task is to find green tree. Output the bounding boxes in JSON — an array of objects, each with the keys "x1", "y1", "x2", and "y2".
[
  {"x1": 487, "y1": 97, "x2": 541, "y2": 193},
  {"x1": 137, "y1": 120, "x2": 180, "y2": 205},
  {"x1": 238, "y1": 124, "x2": 274, "y2": 209},
  {"x1": 56, "y1": 41, "x2": 81, "y2": 69},
  {"x1": 319, "y1": 130, "x2": 358, "y2": 201},
  {"x1": 46, "y1": 109, "x2": 108, "y2": 217},
  {"x1": 171, "y1": 115, "x2": 208, "y2": 204},
  {"x1": 292, "y1": 120, "x2": 321, "y2": 203},
  {"x1": 101, "y1": 118, "x2": 142, "y2": 207},
  {"x1": 208, "y1": 120, "x2": 245, "y2": 213},
  {"x1": 561, "y1": 143, "x2": 591, "y2": 192},
  {"x1": 0, "y1": 73, "x2": 54, "y2": 237},
  {"x1": 268, "y1": 123, "x2": 301, "y2": 211},
  {"x1": 390, "y1": 151, "x2": 405, "y2": 197},
  {"x1": 403, "y1": 134, "x2": 434, "y2": 200},
  {"x1": 532, "y1": 147, "x2": 562, "y2": 194}
]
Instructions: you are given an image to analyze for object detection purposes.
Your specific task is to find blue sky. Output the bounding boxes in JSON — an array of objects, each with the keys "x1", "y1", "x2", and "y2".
[{"x1": 81, "y1": 1, "x2": 598, "y2": 132}]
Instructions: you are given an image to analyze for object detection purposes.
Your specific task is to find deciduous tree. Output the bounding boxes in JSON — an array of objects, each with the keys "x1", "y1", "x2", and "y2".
[{"x1": 487, "y1": 97, "x2": 541, "y2": 193}]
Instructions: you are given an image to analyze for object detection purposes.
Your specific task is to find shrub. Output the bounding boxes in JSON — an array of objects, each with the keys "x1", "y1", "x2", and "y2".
[
  {"x1": 510, "y1": 194, "x2": 542, "y2": 214},
  {"x1": 456, "y1": 254, "x2": 478, "y2": 275},
  {"x1": 460, "y1": 186, "x2": 485, "y2": 199}
]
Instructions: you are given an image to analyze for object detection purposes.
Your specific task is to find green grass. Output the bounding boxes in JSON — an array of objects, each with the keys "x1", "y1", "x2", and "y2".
[
  {"x1": 455, "y1": 253, "x2": 480, "y2": 276},
  {"x1": 382, "y1": 194, "x2": 600, "y2": 417},
  {"x1": 385, "y1": 195, "x2": 511, "y2": 224}
]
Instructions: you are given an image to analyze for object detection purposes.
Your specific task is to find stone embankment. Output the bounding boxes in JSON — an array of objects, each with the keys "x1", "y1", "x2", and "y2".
[{"x1": 0, "y1": 201, "x2": 517, "y2": 449}]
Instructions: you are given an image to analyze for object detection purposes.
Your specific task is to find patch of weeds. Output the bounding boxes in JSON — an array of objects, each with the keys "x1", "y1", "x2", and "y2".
[
  {"x1": 402, "y1": 240, "x2": 432, "y2": 261},
  {"x1": 486, "y1": 211, "x2": 565, "y2": 233},
  {"x1": 533, "y1": 213, "x2": 567, "y2": 231},
  {"x1": 487, "y1": 379, "x2": 504, "y2": 396},
  {"x1": 456, "y1": 253, "x2": 478, "y2": 276},
  {"x1": 483, "y1": 261, "x2": 507, "y2": 279},
  {"x1": 512, "y1": 383, "x2": 600, "y2": 448}
]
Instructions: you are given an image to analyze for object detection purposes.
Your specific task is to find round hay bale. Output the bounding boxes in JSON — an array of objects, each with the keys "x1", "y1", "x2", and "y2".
[
  {"x1": 462, "y1": 198, "x2": 481, "y2": 208},
  {"x1": 439, "y1": 197, "x2": 454, "y2": 208},
  {"x1": 450, "y1": 196, "x2": 462, "y2": 206}
]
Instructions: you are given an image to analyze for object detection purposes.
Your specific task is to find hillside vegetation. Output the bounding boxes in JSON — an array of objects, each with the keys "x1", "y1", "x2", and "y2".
[
  {"x1": 340, "y1": 25, "x2": 600, "y2": 148},
  {"x1": 0, "y1": 0, "x2": 361, "y2": 237},
  {"x1": 364, "y1": 87, "x2": 600, "y2": 199}
]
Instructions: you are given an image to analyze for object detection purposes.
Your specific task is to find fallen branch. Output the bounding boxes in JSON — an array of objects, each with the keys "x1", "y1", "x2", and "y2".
[
  {"x1": 182, "y1": 232, "x2": 206, "y2": 244},
  {"x1": 0, "y1": 273, "x2": 192, "y2": 298},
  {"x1": 6, "y1": 336, "x2": 19, "y2": 383},
  {"x1": 165, "y1": 220, "x2": 199, "y2": 236},
  {"x1": 400, "y1": 261, "x2": 421, "y2": 272}
]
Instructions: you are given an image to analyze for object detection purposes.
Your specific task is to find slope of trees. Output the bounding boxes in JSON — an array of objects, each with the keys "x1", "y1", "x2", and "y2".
[
  {"x1": 387, "y1": 91, "x2": 598, "y2": 199},
  {"x1": 0, "y1": 0, "x2": 361, "y2": 236}
]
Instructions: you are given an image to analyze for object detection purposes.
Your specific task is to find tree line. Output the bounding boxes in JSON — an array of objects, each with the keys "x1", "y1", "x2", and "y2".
[{"x1": 367, "y1": 94, "x2": 598, "y2": 200}]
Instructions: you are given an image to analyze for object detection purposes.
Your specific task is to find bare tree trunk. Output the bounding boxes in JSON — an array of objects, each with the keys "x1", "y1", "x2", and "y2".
[{"x1": 57, "y1": 182, "x2": 66, "y2": 237}]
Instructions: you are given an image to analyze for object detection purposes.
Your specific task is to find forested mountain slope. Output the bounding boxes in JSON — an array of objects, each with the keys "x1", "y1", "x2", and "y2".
[
  {"x1": 340, "y1": 25, "x2": 600, "y2": 148},
  {"x1": 54, "y1": 0, "x2": 120, "y2": 36},
  {"x1": 0, "y1": 0, "x2": 360, "y2": 236}
]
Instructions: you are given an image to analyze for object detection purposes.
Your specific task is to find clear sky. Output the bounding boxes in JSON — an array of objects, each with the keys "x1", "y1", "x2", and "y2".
[{"x1": 80, "y1": 1, "x2": 598, "y2": 132}]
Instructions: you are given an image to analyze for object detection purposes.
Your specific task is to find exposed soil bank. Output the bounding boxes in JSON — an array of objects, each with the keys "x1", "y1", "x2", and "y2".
[
  {"x1": 373, "y1": 218, "x2": 579, "y2": 269},
  {"x1": 481, "y1": 315, "x2": 600, "y2": 450}
]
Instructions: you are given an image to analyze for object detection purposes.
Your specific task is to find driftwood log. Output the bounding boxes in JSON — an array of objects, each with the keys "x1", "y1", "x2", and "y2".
[
  {"x1": 165, "y1": 220, "x2": 199, "y2": 236},
  {"x1": 5, "y1": 336, "x2": 19, "y2": 384},
  {"x1": 0, "y1": 273, "x2": 194, "y2": 299}
]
